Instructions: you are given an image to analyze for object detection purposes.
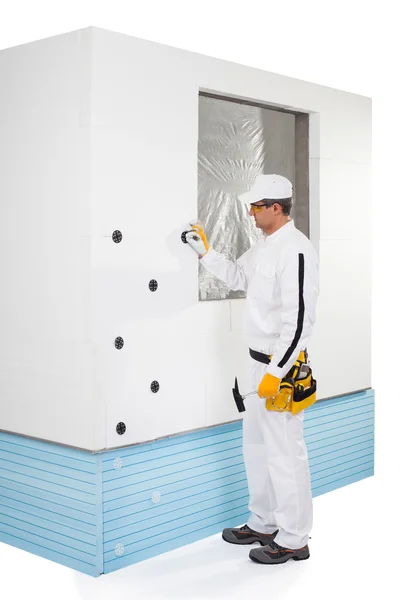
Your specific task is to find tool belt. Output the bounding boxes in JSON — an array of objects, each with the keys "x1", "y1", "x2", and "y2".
[{"x1": 250, "y1": 348, "x2": 317, "y2": 415}]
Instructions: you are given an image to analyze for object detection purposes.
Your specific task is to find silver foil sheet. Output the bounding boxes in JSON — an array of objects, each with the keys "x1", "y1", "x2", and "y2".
[{"x1": 198, "y1": 95, "x2": 296, "y2": 301}]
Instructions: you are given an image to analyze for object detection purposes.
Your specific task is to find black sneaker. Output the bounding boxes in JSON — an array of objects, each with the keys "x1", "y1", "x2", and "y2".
[
  {"x1": 222, "y1": 524, "x2": 278, "y2": 546},
  {"x1": 249, "y1": 540, "x2": 310, "y2": 564}
]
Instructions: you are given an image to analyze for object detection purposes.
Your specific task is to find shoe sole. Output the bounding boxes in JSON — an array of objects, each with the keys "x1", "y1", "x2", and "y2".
[{"x1": 249, "y1": 552, "x2": 310, "y2": 564}]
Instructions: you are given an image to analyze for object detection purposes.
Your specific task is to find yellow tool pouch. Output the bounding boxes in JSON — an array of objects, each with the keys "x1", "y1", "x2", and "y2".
[{"x1": 265, "y1": 351, "x2": 317, "y2": 415}]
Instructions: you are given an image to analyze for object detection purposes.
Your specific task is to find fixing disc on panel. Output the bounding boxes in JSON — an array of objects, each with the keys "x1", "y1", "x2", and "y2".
[
  {"x1": 151, "y1": 381, "x2": 160, "y2": 393},
  {"x1": 116, "y1": 422, "x2": 126, "y2": 435},
  {"x1": 114, "y1": 337, "x2": 124, "y2": 349},
  {"x1": 181, "y1": 229, "x2": 200, "y2": 244},
  {"x1": 149, "y1": 279, "x2": 158, "y2": 292},
  {"x1": 112, "y1": 230, "x2": 123, "y2": 243}
]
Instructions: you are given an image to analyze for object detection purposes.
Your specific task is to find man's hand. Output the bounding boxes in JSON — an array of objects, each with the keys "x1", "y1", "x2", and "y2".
[
  {"x1": 258, "y1": 373, "x2": 281, "y2": 399},
  {"x1": 185, "y1": 220, "x2": 210, "y2": 257}
]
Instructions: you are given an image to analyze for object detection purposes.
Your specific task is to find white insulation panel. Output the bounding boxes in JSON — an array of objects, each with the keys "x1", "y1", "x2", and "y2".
[{"x1": 0, "y1": 27, "x2": 371, "y2": 450}]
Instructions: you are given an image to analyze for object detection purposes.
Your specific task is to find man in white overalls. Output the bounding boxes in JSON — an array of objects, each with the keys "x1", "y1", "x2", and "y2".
[{"x1": 185, "y1": 174, "x2": 319, "y2": 564}]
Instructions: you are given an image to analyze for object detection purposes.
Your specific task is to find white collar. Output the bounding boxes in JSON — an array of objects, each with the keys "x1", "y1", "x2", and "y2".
[{"x1": 263, "y1": 219, "x2": 294, "y2": 243}]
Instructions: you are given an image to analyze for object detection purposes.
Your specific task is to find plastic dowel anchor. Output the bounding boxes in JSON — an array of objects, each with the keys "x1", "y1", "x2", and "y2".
[{"x1": 181, "y1": 230, "x2": 200, "y2": 244}]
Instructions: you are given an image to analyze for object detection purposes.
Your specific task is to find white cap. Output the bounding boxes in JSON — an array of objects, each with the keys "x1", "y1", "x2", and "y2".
[{"x1": 238, "y1": 174, "x2": 292, "y2": 204}]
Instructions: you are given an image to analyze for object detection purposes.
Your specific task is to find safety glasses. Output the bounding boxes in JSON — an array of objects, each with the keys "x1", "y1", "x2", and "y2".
[{"x1": 250, "y1": 202, "x2": 271, "y2": 213}]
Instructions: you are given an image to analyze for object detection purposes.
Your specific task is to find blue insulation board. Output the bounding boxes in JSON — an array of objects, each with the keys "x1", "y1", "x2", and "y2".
[
  {"x1": 0, "y1": 389, "x2": 374, "y2": 576},
  {"x1": 0, "y1": 431, "x2": 102, "y2": 576}
]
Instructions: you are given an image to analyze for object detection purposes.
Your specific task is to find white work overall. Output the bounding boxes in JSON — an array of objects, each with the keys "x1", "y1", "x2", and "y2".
[{"x1": 200, "y1": 220, "x2": 319, "y2": 549}]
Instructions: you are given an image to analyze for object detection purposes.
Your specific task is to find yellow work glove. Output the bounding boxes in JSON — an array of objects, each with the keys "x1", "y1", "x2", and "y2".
[
  {"x1": 258, "y1": 373, "x2": 281, "y2": 399},
  {"x1": 185, "y1": 220, "x2": 210, "y2": 257}
]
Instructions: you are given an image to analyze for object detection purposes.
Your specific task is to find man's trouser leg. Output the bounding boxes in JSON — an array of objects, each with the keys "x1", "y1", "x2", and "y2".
[{"x1": 242, "y1": 356, "x2": 313, "y2": 549}]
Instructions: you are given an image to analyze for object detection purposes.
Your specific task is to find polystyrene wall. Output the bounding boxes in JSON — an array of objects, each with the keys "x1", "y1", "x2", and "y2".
[
  {"x1": 0, "y1": 29, "x2": 94, "y2": 449},
  {"x1": 0, "y1": 27, "x2": 371, "y2": 451}
]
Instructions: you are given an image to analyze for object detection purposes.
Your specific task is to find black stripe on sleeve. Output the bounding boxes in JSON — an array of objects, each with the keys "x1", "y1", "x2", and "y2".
[{"x1": 277, "y1": 253, "x2": 305, "y2": 369}]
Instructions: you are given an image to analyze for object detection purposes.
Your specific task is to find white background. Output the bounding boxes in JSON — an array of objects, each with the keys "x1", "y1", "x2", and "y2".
[{"x1": 0, "y1": 0, "x2": 398, "y2": 598}]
